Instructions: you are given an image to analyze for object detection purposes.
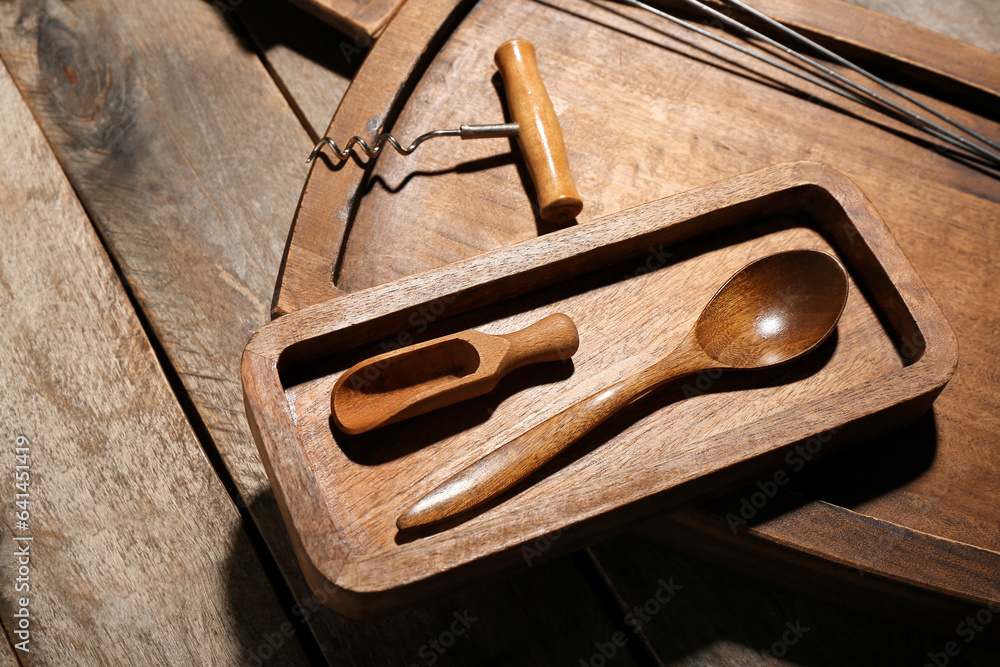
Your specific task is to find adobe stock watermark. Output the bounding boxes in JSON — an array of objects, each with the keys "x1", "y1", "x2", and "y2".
[
  {"x1": 245, "y1": 579, "x2": 477, "y2": 666},
  {"x1": 578, "y1": 577, "x2": 683, "y2": 667},
  {"x1": 11, "y1": 434, "x2": 33, "y2": 653},
  {"x1": 344, "y1": 293, "x2": 458, "y2": 392},
  {"x1": 761, "y1": 619, "x2": 810, "y2": 659},
  {"x1": 923, "y1": 601, "x2": 1000, "y2": 667},
  {"x1": 339, "y1": 28, "x2": 372, "y2": 64},
  {"x1": 209, "y1": 2, "x2": 370, "y2": 66},
  {"x1": 725, "y1": 426, "x2": 841, "y2": 534},
  {"x1": 623, "y1": 245, "x2": 674, "y2": 281},
  {"x1": 245, "y1": 579, "x2": 340, "y2": 665},
  {"x1": 521, "y1": 528, "x2": 564, "y2": 566},
  {"x1": 406, "y1": 610, "x2": 478, "y2": 667}
]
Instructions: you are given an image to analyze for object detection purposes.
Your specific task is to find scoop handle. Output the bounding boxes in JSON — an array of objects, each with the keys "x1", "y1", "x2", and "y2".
[
  {"x1": 494, "y1": 39, "x2": 583, "y2": 225},
  {"x1": 498, "y1": 313, "x2": 579, "y2": 372}
]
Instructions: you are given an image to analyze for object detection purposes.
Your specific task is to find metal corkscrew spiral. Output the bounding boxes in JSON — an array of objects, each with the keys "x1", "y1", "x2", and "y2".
[
  {"x1": 306, "y1": 124, "x2": 520, "y2": 163},
  {"x1": 306, "y1": 39, "x2": 584, "y2": 225}
]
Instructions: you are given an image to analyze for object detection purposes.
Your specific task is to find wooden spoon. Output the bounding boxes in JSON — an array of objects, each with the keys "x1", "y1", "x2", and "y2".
[
  {"x1": 331, "y1": 314, "x2": 579, "y2": 435},
  {"x1": 397, "y1": 250, "x2": 849, "y2": 530}
]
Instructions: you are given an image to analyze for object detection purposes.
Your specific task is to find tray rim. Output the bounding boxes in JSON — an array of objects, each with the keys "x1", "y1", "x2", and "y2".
[{"x1": 244, "y1": 161, "x2": 959, "y2": 617}]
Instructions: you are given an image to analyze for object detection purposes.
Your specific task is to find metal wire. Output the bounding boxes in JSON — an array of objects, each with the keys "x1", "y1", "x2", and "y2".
[
  {"x1": 308, "y1": 3, "x2": 998, "y2": 169},
  {"x1": 616, "y1": 0, "x2": 1000, "y2": 167},
  {"x1": 722, "y1": 0, "x2": 1000, "y2": 155}
]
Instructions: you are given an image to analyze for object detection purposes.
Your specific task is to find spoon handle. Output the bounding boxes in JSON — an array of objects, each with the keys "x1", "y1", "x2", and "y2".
[{"x1": 397, "y1": 343, "x2": 709, "y2": 530}]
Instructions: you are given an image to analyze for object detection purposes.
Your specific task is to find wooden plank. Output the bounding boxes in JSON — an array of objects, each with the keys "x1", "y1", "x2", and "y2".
[
  {"x1": 0, "y1": 635, "x2": 18, "y2": 667},
  {"x1": 638, "y1": 497, "x2": 1000, "y2": 622},
  {"x1": 0, "y1": 0, "x2": 637, "y2": 662},
  {"x1": 233, "y1": 0, "x2": 361, "y2": 141},
  {"x1": 589, "y1": 534, "x2": 1000, "y2": 665},
  {"x1": 0, "y1": 4, "x2": 330, "y2": 648},
  {"x1": 287, "y1": 0, "x2": 403, "y2": 39},
  {"x1": 0, "y1": 58, "x2": 310, "y2": 665},
  {"x1": 852, "y1": 0, "x2": 1000, "y2": 54}
]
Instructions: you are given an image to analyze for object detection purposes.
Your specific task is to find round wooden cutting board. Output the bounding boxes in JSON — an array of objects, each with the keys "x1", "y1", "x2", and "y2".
[{"x1": 272, "y1": 0, "x2": 1000, "y2": 614}]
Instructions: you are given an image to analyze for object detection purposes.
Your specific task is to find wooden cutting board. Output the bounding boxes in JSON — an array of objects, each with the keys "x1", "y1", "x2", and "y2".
[{"x1": 267, "y1": 0, "x2": 1000, "y2": 614}]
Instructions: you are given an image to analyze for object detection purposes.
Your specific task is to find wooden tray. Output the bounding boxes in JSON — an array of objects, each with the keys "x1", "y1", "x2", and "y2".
[{"x1": 243, "y1": 162, "x2": 956, "y2": 617}]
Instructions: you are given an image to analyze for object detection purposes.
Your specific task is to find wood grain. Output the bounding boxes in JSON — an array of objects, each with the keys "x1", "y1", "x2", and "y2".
[
  {"x1": 273, "y1": 0, "x2": 472, "y2": 315},
  {"x1": 275, "y1": 0, "x2": 1000, "y2": 308},
  {"x1": 233, "y1": 0, "x2": 361, "y2": 141},
  {"x1": 589, "y1": 533, "x2": 1000, "y2": 665},
  {"x1": 3, "y1": 0, "x2": 993, "y2": 661},
  {"x1": 847, "y1": 0, "x2": 1000, "y2": 63},
  {"x1": 287, "y1": 0, "x2": 404, "y2": 38},
  {"x1": 229, "y1": 0, "x2": 1000, "y2": 658},
  {"x1": 0, "y1": 633, "x2": 18, "y2": 667},
  {"x1": 249, "y1": 0, "x2": 1000, "y2": 151},
  {"x1": 0, "y1": 0, "x2": 642, "y2": 662},
  {"x1": 0, "y1": 57, "x2": 310, "y2": 664},
  {"x1": 334, "y1": 0, "x2": 1000, "y2": 292}
]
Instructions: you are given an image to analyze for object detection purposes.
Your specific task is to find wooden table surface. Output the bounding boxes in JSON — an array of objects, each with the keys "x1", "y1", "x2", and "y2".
[{"x1": 0, "y1": 0, "x2": 997, "y2": 664}]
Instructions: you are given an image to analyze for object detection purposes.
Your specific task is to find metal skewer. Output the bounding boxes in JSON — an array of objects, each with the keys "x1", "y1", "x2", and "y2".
[
  {"x1": 722, "y1": 0, "x2": 1000, "y2": 155},
  {"x1": 615, "y1": 0, "x2": 1000, "y2": 168}
]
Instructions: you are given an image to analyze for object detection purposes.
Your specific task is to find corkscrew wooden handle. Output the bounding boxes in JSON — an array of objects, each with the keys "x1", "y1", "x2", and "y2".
[{"x1": 494, "y1": 39, "x2": 583, "y2": 225}]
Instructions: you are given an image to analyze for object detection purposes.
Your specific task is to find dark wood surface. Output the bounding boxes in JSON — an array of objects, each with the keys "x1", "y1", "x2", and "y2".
[{"x1": 2, "y1": 0, "x2": 999, "y2": 664}]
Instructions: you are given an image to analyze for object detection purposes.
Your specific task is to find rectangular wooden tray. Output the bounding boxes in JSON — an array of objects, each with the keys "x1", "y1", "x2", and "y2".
[{"x1": 242, "y1": 161, "x2": 957, "y2": 618}]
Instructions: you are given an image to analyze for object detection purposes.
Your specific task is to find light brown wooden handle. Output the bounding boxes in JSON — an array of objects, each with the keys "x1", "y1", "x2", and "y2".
[
  {"x1": 396, "y1": 350, "x2": 706, "y2": 530},
  {"x1": 499, "y1": 313, "x2": 579, "y2": 371},
  {"x1": 494, "y1": 39, "x2": 583, "y2": 225}
]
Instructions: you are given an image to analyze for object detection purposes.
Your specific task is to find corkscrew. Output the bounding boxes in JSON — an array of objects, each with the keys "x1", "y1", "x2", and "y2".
[{"x1": 307, "y1": 39, "x2": 583, "y2": 225}]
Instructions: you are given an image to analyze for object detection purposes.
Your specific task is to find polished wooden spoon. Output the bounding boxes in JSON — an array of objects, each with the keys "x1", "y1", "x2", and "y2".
[
  {"x1": 332, "y1": 313, "x2": 579, "y2": 434},
  {"x1": 397, "y1": 250, "x2": 849, "y2": 530}
]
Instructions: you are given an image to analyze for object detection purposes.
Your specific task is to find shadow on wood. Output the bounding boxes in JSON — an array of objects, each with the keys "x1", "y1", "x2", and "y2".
[{"x1": 228, "y1": 488, "x2": 652, "y2": 665}]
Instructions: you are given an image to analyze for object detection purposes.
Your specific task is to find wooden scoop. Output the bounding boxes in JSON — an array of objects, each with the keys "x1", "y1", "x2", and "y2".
[
  {"x1": 331, "y1": 314, "x2": 579, "y2": 435},
  {"x1": 397, "y1": 250, "x2": 849, "y2": 530}
]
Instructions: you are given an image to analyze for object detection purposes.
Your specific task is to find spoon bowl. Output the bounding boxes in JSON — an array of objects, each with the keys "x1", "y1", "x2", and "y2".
[
  {"x1": 398, "y1": 249, "x2": 850, "y2": 530},
  {"x1": 695, "y1": 250, "x2": 849, "y2": 368}
]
